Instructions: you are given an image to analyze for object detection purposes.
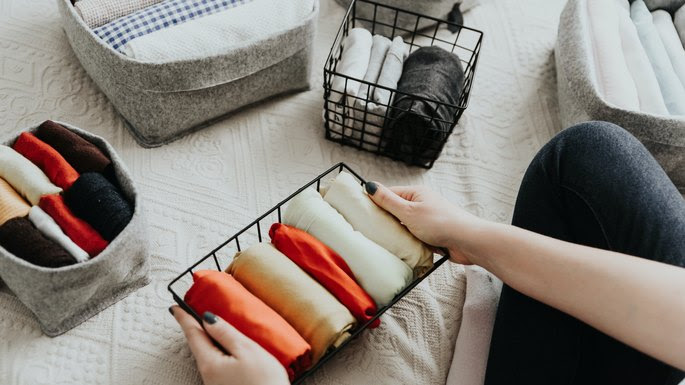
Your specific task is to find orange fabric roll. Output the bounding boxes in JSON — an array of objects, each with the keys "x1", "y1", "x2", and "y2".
[
  {"x1": 184, "y1": 270, "x2": 312, "y2": 381},
  {"x1": 269, "y1": 223, "x2": 379, "y2": 328},
  {"x1": 38, "y1": 194, "x2": 108, "y2": 257},
  {"x1": 0, "y1": 177, "x2": 30, "y2": 226},
  {"x1": 13, "y1": 132, "x2": 79, "y2": 190}
]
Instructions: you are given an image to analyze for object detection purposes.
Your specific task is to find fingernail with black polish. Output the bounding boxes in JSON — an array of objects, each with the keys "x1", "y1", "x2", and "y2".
[
  {"x1": 168, "y1": 306, "x2": 174, "y2": 316},
  {"x1": 365, "y1": 181, "x2": 378, "y2": 195},
  {"x1": 203, "y1": 311, "x2": 217, "y2": 325}
]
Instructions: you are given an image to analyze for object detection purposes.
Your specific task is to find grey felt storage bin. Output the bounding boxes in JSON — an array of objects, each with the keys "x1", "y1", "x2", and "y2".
[
  {"x1": 556, "y1": 0, "x2": 685, "y2": 193},
  {"x1": 0, "y1": 121, "x2": 150, "y2": 337},
  {"x1": 56, "y1": 0, "x2": 319, "y2": 147}
]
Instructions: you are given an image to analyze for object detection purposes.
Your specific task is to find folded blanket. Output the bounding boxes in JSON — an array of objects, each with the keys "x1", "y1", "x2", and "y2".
[
  {"x1": 616, "y1": 0, "x2": 668, "y2": 115},
  {"x1": 121, "y1": 0, "x2": 314, "y2": 62},
  {"x1": 652, "y1": 10, "x2": 685, "y2": 88},
  {"x1": 643, "y1": 0, "x2": 685, "y2": 12},
  {"x1": 74, "y1": 0, "x2": 165, "y2": 28},
  {"x1": 64, "y1": 173, "x2": 133, "y2": 241},
  {"x1": 228, "y1": 243, "x2": 356, "y2": 363},
  {"x1": 632, "y1": 0, "x2": 685, "y2": 115},
  {"x1": 35, "y1": 121, "x2": 111, "y2": 175},
  {"x1": 184, "y1": 270, "x2": 312, "y2": 381},
  {"x1": 384, "y1": 46, "x2": 464, "y2": 165},
  {"x1": 269, "y1": 223, "x2": 379, "y2": 327},
  {"x1": 0, "y1": 178, "x2": 30, "y2": 226},
  {"x1": 28, "y1": 206, "x2": 90, "y2": 263},
  {"x1": 587, "y1": 0, "x2": 640, "y2": 111},
  {"x1": 0, "y1": 217, "x2": 77, "y2": 268},
  {"x1": 38, "y1": 194, "x2": 108, "y2": 257},
  {"x1": 675, "y1": 5, "x2": 685, "y2": 47},
  {"x1": 322, "y1": 171, "x2": 434, "y2": 277},
  {"x1": 0, "y1": 145, "x2": 62, "y2": 205},
  {"x1": 282, "y1": 188, "x2": 413, "y2": 306},
  {"x1": 12, "y1": 132, "x2": 79, "y2": 190}
]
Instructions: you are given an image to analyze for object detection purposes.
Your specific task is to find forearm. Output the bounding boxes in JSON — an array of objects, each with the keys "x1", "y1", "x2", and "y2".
[{"x1": 459, "y1": 221, "x2": 685, "y2": 370}]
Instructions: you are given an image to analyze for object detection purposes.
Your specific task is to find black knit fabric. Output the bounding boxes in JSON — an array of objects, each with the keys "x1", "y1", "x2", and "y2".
[
  {"x1": 64, "y1": 173, "x2": 133, "y2": 241},
  {"x1": 0, "y1": 217, "x2": 77, "y2": 268},
  {"x1": 383, "y1": 46, "x2": 465, "y2": 166}
]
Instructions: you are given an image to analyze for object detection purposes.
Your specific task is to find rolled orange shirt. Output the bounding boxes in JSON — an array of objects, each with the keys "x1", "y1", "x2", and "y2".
[
  {"x1": 184, "y1": 270, "x2": 312, "y2": 381},
  {"x1": 13, "y1": 131, "x2": 79, "y2": 190},
  {"x1": 269, "y1": 223, "x2": 379, "y2": 328}
]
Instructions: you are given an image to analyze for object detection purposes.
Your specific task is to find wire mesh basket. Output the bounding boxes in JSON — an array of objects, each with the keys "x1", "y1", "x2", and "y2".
[
  {"x1": 323, "y1": 0, "x2": 483, "y2": 168},
  {"x1": 168, "y1": 163, "x2": 449, "y2": 384}
]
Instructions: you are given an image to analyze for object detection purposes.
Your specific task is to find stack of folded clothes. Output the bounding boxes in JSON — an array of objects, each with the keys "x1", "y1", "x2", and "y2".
[
  {"x1": 0, "y1": 120, "x2": 134, "y2": 268},
  {"x1": 184, "y1": 171, "x2": 435, "y2": 380}
]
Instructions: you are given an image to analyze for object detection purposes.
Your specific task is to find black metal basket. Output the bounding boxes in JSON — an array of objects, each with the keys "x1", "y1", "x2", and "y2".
[
  {"x1": 168, "y1": 163, "x2": 449, "y2": 384},
  {"x1": 323, "y1": 0, "x2": 483, "y2": 168}
]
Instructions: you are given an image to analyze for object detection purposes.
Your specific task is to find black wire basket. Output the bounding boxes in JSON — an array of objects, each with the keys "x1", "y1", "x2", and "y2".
[
  {"x1": 168, "y1": 163, "x2": 449, "y2": 384},
  {"x1": 323, "y1": 0, "x2": 483, "y2": 168}
]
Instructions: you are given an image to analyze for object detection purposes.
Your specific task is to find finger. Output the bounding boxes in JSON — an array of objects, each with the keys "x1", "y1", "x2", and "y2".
[
  {"x1": 365, "y1": 181, "x2": 410, "y2": 219},
  {"x1": 171, "y1": 305, "x2": 222, "y2": 363},
  {"x1": 388, "y1": 185, "x2": 418, "y2": 201},
  {"x1": 202, "y1": 311, "x2": 253, "y2": 359}
]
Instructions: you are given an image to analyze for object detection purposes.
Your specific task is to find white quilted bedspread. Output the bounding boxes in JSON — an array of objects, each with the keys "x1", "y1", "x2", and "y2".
[{"x1": 0, "y1": 0, "x2": 565, "y2": 384}]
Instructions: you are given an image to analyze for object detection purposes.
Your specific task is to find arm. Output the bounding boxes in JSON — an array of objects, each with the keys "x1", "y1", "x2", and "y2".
[{"x1": 366, "y1": 182, "x2": 685, "y2": 370}]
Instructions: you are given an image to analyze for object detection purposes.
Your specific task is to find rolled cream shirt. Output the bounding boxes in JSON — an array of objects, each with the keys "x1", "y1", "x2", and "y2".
[
  {"x1": 228, "y1": 243, "x2": 356, "y2": 363},
  {"x1": 322, "y1": 171, "x2": 434, "y2": 278},
  {"x1": 0, "y1": 177, "x2": 30, "y2": 226},
  {"x1": 0, "y1": 145, "x2": 61, "y2": 205},
  {"x1": 282, "y1": 187, "x2": 413, "y2": 306},
  {"x1": 28, "y1": 206, "x2": 90, "y2": 263}
]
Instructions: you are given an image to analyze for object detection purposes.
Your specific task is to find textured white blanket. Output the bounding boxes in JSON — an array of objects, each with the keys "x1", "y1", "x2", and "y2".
[{"x1": 0, "y1": 0, "x2": 565, "y2": 384}]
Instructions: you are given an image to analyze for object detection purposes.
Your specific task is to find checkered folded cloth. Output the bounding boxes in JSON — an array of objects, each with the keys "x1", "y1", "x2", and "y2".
[
  {"x1": 93, "y1": 0, "x2": 251, "y2": 52},
  {"x1": 75, "y1": 0, "x2": 165, "y2": 29}
]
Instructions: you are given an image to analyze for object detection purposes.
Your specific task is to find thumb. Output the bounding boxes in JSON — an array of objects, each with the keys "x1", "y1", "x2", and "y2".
[
  {"x1": 202, "y1": 311, "x2": 252, "y2": 358},
  {"x1": 365, "y1": 181, "x2": 410, "y2": 220}
]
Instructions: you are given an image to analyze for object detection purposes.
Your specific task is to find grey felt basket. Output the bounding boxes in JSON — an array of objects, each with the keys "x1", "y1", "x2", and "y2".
[
  {"x1": 57, "y1": 0, "x2": 319, "y2": 147},
  {"x1": 0, "y1": 121, "x2": 150, "y2": 337},
  {"x1": 556, "y1": 0, "x2": 685, "y2": 193}
]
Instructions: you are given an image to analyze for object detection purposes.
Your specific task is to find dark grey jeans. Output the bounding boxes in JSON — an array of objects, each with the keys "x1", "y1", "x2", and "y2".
[{"x1": 484, "y1": 121, "x2": 685, "y2": 385}]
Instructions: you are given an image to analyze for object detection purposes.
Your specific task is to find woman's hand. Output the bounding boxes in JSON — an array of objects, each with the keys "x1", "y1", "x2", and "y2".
[
  {"x1": 171, "y1": 306, "x2": 289, "y2": 385},
  {"x1": 364, "y1": 182, "x2": 490, "y2": 265}
]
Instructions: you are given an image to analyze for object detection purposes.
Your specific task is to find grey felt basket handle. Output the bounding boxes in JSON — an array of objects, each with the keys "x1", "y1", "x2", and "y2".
[{"x1": 0, "y1": 121, "x2": 150, "y2": 337}]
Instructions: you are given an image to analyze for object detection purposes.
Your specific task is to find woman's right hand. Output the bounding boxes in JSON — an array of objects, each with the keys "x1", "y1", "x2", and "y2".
[{"x1": 364, "y1": 182, "x2": 490, "y2": 265}]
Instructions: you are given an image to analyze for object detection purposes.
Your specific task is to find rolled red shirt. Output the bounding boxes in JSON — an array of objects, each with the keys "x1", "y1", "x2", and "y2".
[
  {"x1": 13, "y1": 132, "x2": 79, "y2": 190},
  {"x1": 269, "y1": 223, "x2": 379, "y2": 328},
  {"x1": 184, "y1": 270, "x2": 312, "y2": 380}
]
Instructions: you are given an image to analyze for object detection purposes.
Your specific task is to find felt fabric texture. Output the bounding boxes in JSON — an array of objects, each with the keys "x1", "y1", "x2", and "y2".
[
  {"x1": 121, "y1": 0, "x2": 314, "y2": 62},
  {"x1": 64, "y1": 172, "x2": 133, "y2": 241},
  {"x1": 35, "y1": 120, "x2": 112, "y2": 175},
  {"x1": 38, "y1": 194, "x2": 108, "y2": 257},
  {"x1": 587, "y1": 0, "x2": 640, "y2": 111},
  {"x1": 616, "y1": 0, "x2": 669, "y2": 115},
  {"x1": 74, "y1": 0, "x2": 165, "y2": 28},
  {"x1": 12, "y1": 132, "x2": 80, "y2": 190},
  {"x1": 445, "y1": 266, "x2": 502, "y2": 385},
  {"x1": 0, "y1": 178, "x2": 30, "y2": 226},
  {"x1": 329, "y1": 28, "x2": 373, "y2": 103},
  {"x1": 0, "y1": 145, "x2": 62, "y2": 205},
  {"x1": 643, "y1": 0, "x2": 685, "y2": 12},
  {"x1": 28, "y1": 206, "x2": 90, "y2": 263},
  {"x1": 228, "y1": 242, "x2": 356, "y2": 364},
  {"x1": 94, "y1": 0, "x2": 252, "y2": 52},
  {"x1": 384, "y1": 46, "x2": 465, "y2": 165},
  {"x1": 556, "y1": 0, "x2": 685, "y2": 193},
  {"x1": 0, "y1": 217, "x2": 77, "y2": 268},
  {"x1": 676, "y1": 5, "x2": 685, "y2": 47},
  {"x1": 269, "y1": 223, "x2": 379, "y2": 328},
  {"x1": 0, "y1": 121, "x2": 149, "y2": 337},
  {"x1": 322, "y1": 171, "x2": 434, "y2": 277},
  {"x1": 282, "y1": 187, "x2": 413, "y2": 307},
  {"x1": 652, "y1": 10, "x2": 685, "y2": 88},
  {"x1": 57, "y1": 0, "x2": 318, "y2": 147},
  {"x1": 184, "y1": 270, "x2": 312, "y2": 380},
  {"x1": 632, "y1": 0, "x2": 685, "y2": 115}
]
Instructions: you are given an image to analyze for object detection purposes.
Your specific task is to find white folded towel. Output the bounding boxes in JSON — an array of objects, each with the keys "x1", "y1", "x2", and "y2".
[
  {"x1": 283, "y1": 187, "x2": 413, "y2": 306},
  {"x1": 0, "y1": 146, "x2": 61, "y2": 205},
  {"x1": 28, "y1": 206, "x2": 89, "y2": 263},
  {"x1": 122, "y1": 0, "x2": 316, "y2": 63},
  {"x1": 675, "y1": 4, "x2": 685, "y2": 47},
  {"x1": 373, "y1": 36, "x2": 409, "y2": 108},
  {"x1": 652, "y1": 9, "x2": 685, "y2": 88}
]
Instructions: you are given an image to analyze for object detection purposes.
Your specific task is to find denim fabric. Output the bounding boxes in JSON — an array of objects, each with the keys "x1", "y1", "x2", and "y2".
[{"x1": 485, "y1": 121, "x2": 685, "y2": 385}]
